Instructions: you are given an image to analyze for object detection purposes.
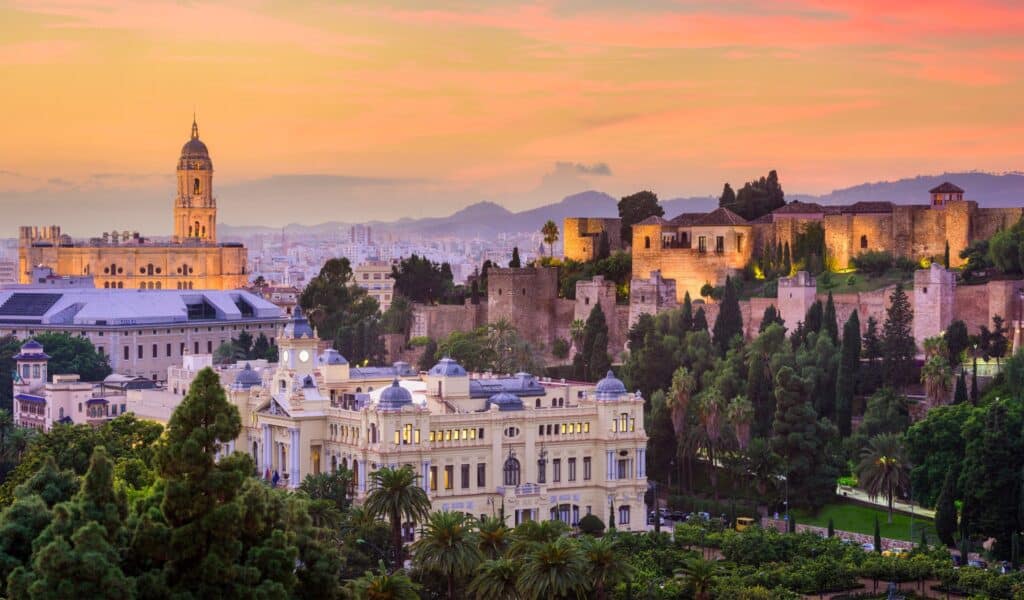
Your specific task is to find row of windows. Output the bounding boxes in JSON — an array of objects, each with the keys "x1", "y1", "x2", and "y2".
[
  {"x1": 612, "y1": 412, "x2": 636, "y2": 433},
  {"x1": 329, "y1": 424, "x2": 359, "y2": 441},
  {"x1": 537, "y1": 456, "x2": 592, "y2": 484},
  {"x1": 429, "y1": 462, "x2": 487, "y2": 491},
  {"x1": 428, "y1": 428, "x2": 486, "y2": 443},
  {"x1": 538, "y1": 422, "x2": 590, "y2": 436},
  {"x1": 121, "y1": 340, "x2": 217, "y2": 360}
]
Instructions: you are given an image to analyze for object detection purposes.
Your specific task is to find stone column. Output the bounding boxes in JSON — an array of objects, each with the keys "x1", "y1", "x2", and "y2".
[
  {"x1": 290, "y1": 428, "x2": 300, "y2": 488},
  {"x1": 421, "y1": 460, "x2": 431, "y2": 497},
  {"x1": 262, "y1": 425, "x2": 271, "y2": 474},
  {"x1": 358, "y1": 460, "x2": 366, "y2": 492}
]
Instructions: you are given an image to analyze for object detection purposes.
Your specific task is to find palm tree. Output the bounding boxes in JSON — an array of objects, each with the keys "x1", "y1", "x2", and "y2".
[
  {"x1": 541, "y1": 220, "x2": 559, "y2": 257},
  {"x1": 669, "y1": 366, "x2": 697, "y2": 488},
  {"x1": 363, "y1": 466, "x2": 431, "y2": 571},
  {"x1": 411, "y1": 511, "x2": 482, "y2": 599},
  {"x1": 517, "y1": 537, "x2": 589, "y2": 599},
  {"x1": 921, "y1": 353, "x2": 953, "y2": 408},
  {"x1": 508, "y1": 519, "x2": 568, "y2": 558},
  {"x1": 468, "y1": 558, "x2": 521, "y2": 600},
  {"x1": 695, "y1": 385, "x2": 725, "y2": 502},
  {"x1": 569, "y1": 319, "x2": 586, "y2": 351},
  {"x1": 857, "y1": 433, "x2": 910, "y2": 524},
  {"x1": 477, "y1": 515, "x2": 510, "y2": 559},
  {"x1": 580, "y1": 535, "x2": 634, "y2": 600},
  {"x1": 346, "y1": 561, "x2": 420, "y2": 600},
  {"x1": 674, "y1": 556, "x2": 720, "y2": 600},
  {"x1": 725, "y1": 395, "x2": 754, "y2": 451}
]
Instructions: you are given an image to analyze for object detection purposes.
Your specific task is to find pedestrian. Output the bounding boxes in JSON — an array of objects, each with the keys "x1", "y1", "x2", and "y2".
[{"x1": 272, "y1": 470, "x2": 280, "y2": 487}]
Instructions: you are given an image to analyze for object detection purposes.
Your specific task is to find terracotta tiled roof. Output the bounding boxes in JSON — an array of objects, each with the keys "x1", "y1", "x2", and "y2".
[
  {"x1": 841, "y1": 201, "x2": 893, "y2": 214},
  {"x1": 929, "y1": 181, "x2": 964, "y2": 194},
  {"x1": 668, "y1": 213, "x2": 704, "y2": 226},
  {"x1": 635, "y1": 215, "x2": 670, "y2": 226},
  {"x1": 749, "y1": 213, "x2": 774, "y2": 224},
  {"x1": 694, "y1": 207, "x2": 748, "y2": 226}
]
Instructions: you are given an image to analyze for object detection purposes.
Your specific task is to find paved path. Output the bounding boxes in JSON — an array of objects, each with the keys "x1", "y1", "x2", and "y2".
[
  {"x1": 804, "y1": 578, "x2": 947, "y2": 599},
  {"x1": 836, "y1": 486, "x2": 935, "y2": 520}
]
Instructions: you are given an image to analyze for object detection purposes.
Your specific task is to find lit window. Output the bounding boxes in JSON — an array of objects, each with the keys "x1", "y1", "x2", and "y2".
[
  {"x1": 469, "y1": 428, "x2": 476, "y2": 440},
  {"x1": 394, "y1": 431, "x2": 400, "y2": 445},
  {"x1": 444, "y1": 430, "x2": 451, "y2": 441},
  {"x1": 414, "y1": 429, "x2": 421, "y2": 444},
  {"x1": 583, "y1": 422, "x2": 590, "y2": 433}
]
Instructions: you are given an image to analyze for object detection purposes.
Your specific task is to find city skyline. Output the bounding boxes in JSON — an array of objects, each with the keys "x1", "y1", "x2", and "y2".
[{"x1": 2, "y1": 0, "x2": 1024, "y2": 230}]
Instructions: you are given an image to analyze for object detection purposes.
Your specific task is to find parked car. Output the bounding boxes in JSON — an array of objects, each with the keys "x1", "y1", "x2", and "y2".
[
  {"x1": 968, "y1": 559, "x2": 988, "y2": 569},
  {"x1": 735, "y1": 517, "x2": 756, "y2": 532}
]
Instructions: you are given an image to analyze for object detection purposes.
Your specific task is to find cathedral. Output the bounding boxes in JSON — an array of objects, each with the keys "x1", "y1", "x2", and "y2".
[{"x1": 18, "y1": 120, "x2": 248, "y2": 290}]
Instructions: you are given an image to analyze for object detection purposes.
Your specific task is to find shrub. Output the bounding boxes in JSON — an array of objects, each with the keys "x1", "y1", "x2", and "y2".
[
  {"x1": 552, "y1": 337, "x2": 570, "y2": 360},
  {"x1": 851, "y1": 251, "x2": 894, "y2": 277},
  {"x1": 578, "y1": 513, "x2": 605, "y2": 536}
]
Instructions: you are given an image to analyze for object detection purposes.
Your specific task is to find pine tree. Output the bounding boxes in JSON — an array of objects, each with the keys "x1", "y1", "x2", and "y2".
[
  {"x1": 693, "y1": 307, "x2": 708, "y2": 332},
  {"x1": 823, "y1": 292, "x2": 838, "y2": 341},
  {"x1": 935, "y1": 467, "x2": 958, "y2": 547},
  {"x1": 882, "y1": 285, "x2": 915, "y2": 389},
  {"x1": 712, "y1": 276, "x2": 743, "y2": 356},
  {"x1": 804, "y1": 300, "x2": 823, "y2": 337},
  {"x1": 772, "y1": 366, "x2": 838, "y2": 509},
  {"x1": 954, "y1": 370, "x2": 968, "y2": 404},
  {"x1": 970, "y1": 357, "x2": 979, "y2": 403},
  {"x1": 589, "y1": 332, "x2": 611, "y2": 380},
  {"x1": 578, "y1": 304, "x2": 610, "y2": 381},
  {"x1": 718, "y1": 182, "x2": 736, "y2": 208},
  {"x1": 759, "y1": 305, "x2": 784, "y2": 333},
  {"x1": 835, "y1": 310, "x2": 860, "y2": 437},
  {"x1": 509, "y1": 247, "x2": 521, "y2": 268}
]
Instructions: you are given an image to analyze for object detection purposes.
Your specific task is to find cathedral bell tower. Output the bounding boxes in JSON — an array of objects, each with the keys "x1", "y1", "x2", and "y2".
[{"x1": 173, "y1": 118, "x2": 217, "y2": 243}]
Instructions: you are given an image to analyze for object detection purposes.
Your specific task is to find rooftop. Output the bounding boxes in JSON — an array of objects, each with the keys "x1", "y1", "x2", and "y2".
[{"x1": 929, "y1": 181, "x2": 964, "y2": 194}]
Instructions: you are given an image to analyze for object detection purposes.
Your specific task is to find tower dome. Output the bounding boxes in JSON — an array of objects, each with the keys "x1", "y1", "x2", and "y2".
[
  {"x1": 378, "y1": 379, "x2": 413, "y2": 410},
  {"x1": 594, "y1": 370, "x2": 627, "y2": 400},
  {"x1": 485, "y1": 391, "x2": 524, "y2": 411},
  {"x1": 179, "y1": 119, "x2": 212, "y2": 166},
  {"x1": 234, "y1": 363, "x2": 262, "y2": 388},
  {"x1": 429, "y1": 357, "x2": 467, "y2": 377}
]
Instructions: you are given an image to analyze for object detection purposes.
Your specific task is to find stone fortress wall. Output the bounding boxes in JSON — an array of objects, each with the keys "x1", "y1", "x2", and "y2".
[{"x1": 562, "y1": 218, "x2": 622, "y2": 262}]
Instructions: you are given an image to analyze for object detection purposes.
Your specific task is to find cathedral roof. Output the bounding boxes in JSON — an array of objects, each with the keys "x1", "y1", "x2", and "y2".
[{"x1": 180, "y1": 119, "x2": 212, "y2": 165}]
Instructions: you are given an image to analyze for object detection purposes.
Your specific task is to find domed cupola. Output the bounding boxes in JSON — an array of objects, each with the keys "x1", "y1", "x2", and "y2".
[
  {"x1": 378, "y1": 378, "x2": 413, "y2": 410},
  {"x1": 429, "y1": 357, "x2": 467, "y2": 377},
  {"x1": 594, "y1": 370, "x2": 627, "y2": 401},
  {"x1": 234, "y1": 363, "x2": 262, "y2": 388},
  {"x1": 179, "y1": 118, "x2": 212, "y2": 168},
  {"x1": 282, "y1": 306, "x2": 315, "y2": 339},
  {"x1": 485, "y1": 391, "x2": 524, "y2": 412},
  {"x1": 318, "y1": 349, "x2": 348, "y2": 365}
]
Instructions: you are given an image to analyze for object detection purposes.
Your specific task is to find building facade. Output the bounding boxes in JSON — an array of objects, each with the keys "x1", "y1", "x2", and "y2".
[
  {"x1": 0, "y1": 285, "x2": 284, "y2": 381},
  {"x1": 354, "y1": 260, "x2": 397, "y2": 312},
  {"x1": 127, "y1": 308, "x2": 650, "y2": 530},
  {"x1": 18, "y1": 120, "x2": 249, "y2": 291},
  {"x1": 562, "y1": 218, "x2": 623, "y2": 262}
]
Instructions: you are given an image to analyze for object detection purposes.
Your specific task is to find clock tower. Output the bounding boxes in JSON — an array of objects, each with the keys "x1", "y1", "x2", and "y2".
[
  {"x1": 173, "y1": 118, "x2": 217, "y2": 243},
  {"x1": 275, "y1": 307, "x2": 319, "y2": 392}
]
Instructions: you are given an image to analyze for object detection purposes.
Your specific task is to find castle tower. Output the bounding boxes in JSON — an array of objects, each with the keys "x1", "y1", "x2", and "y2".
[
  {"x1": 13, "y1": 339, "x2": 49, "y2": 394},
  {"x1": 914, "y1": 263, "x2": 955, "y2": 351},
  {"x1": 777, "y1": 271, "x2": 817, "y2": 332},
  {"x1": 173, "y1": 118, "x2": 217, "y2": 243}
]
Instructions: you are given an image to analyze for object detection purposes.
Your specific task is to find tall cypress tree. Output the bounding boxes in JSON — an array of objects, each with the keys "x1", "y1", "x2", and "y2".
[
  {"x1": 783, "y1": 242, "x2": 792, "y2": 276},
  {"x1": 509, "y1": 247, "x2": 521, "y2": 268},
  {"x1": 823, "y1": 292, "x2": 838, "y2": 341},
  {"x1": 759, "y1": 304, "x2": 784, "y2": 333},
  {"x1": 578, "y1": 304, "x2": 609, "y2": 381},
  {"x1": 712, "y1": 276, "x2": 743, "y2": 356},
  {"x1": 772, "y1": 366, "x2": 838, "y2": 508},
  {"x1": 804, "y1": 300, "x2": 823, "y2": 337},
  {"x1": 882, "y1": 285, "x2": 915, "y2": 389},
  {"x1": 693, "y1": 307, "x2": 708, "y2": 333},
  {"x1": 679, "y1": 292, "x2": 693, "y2": 334},
  {"x1": 935, "y1": 467, "x2": 958, "y2": 547},
  {"x1": 835, "y1": 310, "x2": 861, "y2": 437},
  {"x1": 954, "y1": 370, "x2": 968, "y2": 404}
]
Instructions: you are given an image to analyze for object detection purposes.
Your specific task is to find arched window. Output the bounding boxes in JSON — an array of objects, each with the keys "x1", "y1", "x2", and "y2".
[
  {"x1": 644, "y1": 236, "x2": 651, "y2": 249},
  {"x1": 194, "y1": 178, "x2": 200, "y2": 194},
  {"x1": 252, "y1": 441, "x2": 258, "y2": 461},
  {"x1": 147, "y1": 263, "x2": 154, "y2": 275},
  {"x1": 503, "y1": 457, "x2": 521, "y2": 486},
  {"x1": 860, "y1": 235, "x2": 868, "y2": 249},
  {"x1": 370, "y1": 424, "x2": 378, "y2": 444},
  {"x1": 117, "y1": 282, "x2": 124, "y2": 288}
]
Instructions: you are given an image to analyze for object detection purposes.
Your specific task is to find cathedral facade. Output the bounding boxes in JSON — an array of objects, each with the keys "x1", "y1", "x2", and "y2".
[{"x1": 18, "y1": 120, "x2": 248, "y2": 290}]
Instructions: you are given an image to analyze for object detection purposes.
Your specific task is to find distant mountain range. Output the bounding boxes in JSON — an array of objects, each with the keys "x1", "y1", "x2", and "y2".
[{"x1": 219, "y1": 171, "x2": 1024, "y2": 239}]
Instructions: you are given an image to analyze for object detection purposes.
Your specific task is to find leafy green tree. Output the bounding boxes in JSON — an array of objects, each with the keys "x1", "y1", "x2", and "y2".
[
  {"x1": 412, "y1": 511, "x2": 482, "y2": 599},
  {"x1": 680, "y1": 292, "x2": 694, "y2": 333},
  {"x1": 905, "y1": 403, "x2": 972, "y2": 508},
  {"x1": 382, "y1": 296, "x2": 414, "y2": 337},
  {"x1": 771, "y1": 366, "x2": 838, "y2": 509},
  {"x1": 803, "y1": 300, "x2": 823, "y2": 338},
  {"x1": 576, "y1": 303, "x2": 610, "y2": 381},
  {"x1": 882, "y1": 285, "x2": 915, "y2": 389},
  {"x1": 468, "y1": 559, "x2": 520, "y2": 600},
  {"x1": 618, "y1": 190, "x2": 663, "y2": 246},
  {"x1": 33, "y1": 332, "x2": 111, "y2": 383},
  {"x1": 0, "y1": 494, "x2": 51, "y2": 586},
  {"x1": 921, "y1": 353, "x2": 953, "y2": 408},
  {"x1": 0, "y1": 410, "x2": 31, "y2": 485},
  {"x1": 934, "y1": 467, "x2": 958, "y2": 547},
  {"x1": 347, "y1": 562, "x2": 420, "y2": 600},
  {"x1": 364, "y1": 466, "x2": 431, "y2": 571},
  {"x1": 857, "y1": 434, "x2": 909, "y2": 523},
  {"x1": 728, "y1": 170, "x2": 785, "y2": 222},
  {"x1": 417, "y1": 338, "x2": 438, "y2": 373},
  {"x1": 712, "y1": 276, "x2": 743, "y2": 356},
  {"x1": 541, "y1": 220, "x2": 559, "y2": 256},
  {"x1": 646, "y1": 390, "x2": 677, "y2": 485},
  {"x1": 944, "y1": 320, "x2": 970, "y2": 366},
  {"x1": 580, "y1": 535, "x2": 633, "y2": 600},
  {"x1": 301, "y1": 258, "x2": 384, "y2": 364},
  {"x1": 835, "y1": 310, "x2": 860, "y2": 436},
  {"x1": 517, "y1": 537, "x2": 588, "y2": 599},
  {"x1": 827, "y1": 518, "x2": 835, "y2": 538},
  {"x1": 508, "y1": 247, "x2": 521, "y2": 268},
  {"x1": 390, "y1": 254, "x2": 455, "y2": 304},
  {"x1": 719, "y1": 182, "x2": 736, "y2": 208},
  {"x1": 299, "y1": 469, "x2": 353, "y2": 513},
  {"x1": 873, "y1": 517, "x2": 882, "y2": 553},
  {"x1": 0, "y1": 336, "x2": 23, "y2": 412},
  {"x1": 795, "y1": 332, "x2": 839, "y2": 423},
  {"x1": 747, "y1": 324, "x2": 788, "y2": 437},
  {"x1": 861, "y1": 316, "x2": 883, "y2": 393}
]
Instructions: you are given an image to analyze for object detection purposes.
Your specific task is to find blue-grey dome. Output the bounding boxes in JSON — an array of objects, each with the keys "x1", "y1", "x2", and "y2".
[
  {"x1": 283, "y1": 306, "x2": 314, "y2": 339},
  {"x1": 378, "y1": 379, "x2": 413, "y2": 410},
  {"x1": 594, "y1": 370, "x2": 627, "y2": 400},
  {"x1": 485, "y1": 391, "x2": 524, "y2": 411},
  {"x1": 234, "y1": 363, "x2": 262, "y2": 388},
  {"x1": 429, "y1": 357, "x2": 467, "y2": 377},
  {"x1": 318, "y1": 349, "x2": 348, "y2": 365},
  {"x1": 20, "y1": 339, "x2": 43, "y2": 350}
]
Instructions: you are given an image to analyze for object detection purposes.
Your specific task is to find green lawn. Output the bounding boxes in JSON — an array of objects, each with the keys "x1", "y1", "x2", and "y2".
[
  {"x1": 818, "y1": 269, "x2": 912, "y2": 294},
  {"x1": 792, "y1": 502, "x2": 933, "y2": 542}
]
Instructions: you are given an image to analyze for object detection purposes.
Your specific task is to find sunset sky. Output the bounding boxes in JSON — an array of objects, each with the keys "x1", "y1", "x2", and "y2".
[{"x1": 2, "y1": 0, "x2": 1024, "y2": 231}]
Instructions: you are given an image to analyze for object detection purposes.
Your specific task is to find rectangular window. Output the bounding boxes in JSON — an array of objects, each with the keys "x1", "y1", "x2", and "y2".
[
  {"x1": 166, "y1": 343, "x2": 172, "y2": 357},
  {"x1": 716, "y1": 235, "x2": 724, "y2": 253},
  {"x1": 152, "y1": 344, "x2": 158, "y2": 358},
  {"x1": 538, "y1": 460, "x2": 546, "y2": 484},
  {"x1": 477, "y1": 463, "x2": 486, "y2": 487},
  {"x1": 617, "y1": 459, "x2": 629, "y2": 480},
  {"x1": 194, "y1": 341, "x2": 199, "y2": 354},
  {"x1": 619, "y1": 506, "x2": 631, "y2": 525},
  {"x1": 737, "y1": 233, "x2": 744, "y2": 252},
  {"x1": 414, "y1": 429, "x2": 421, "y2": 444},
  {"x1": 698, "y1": 236, "x2": 707, "y2": 253},
  {"x1": 461, "y1": 464, "x2": 470, "y2": 489},
  {"x1": 583, "y1": 457, "x2": 592, "y2": 481},
  {"x1": 568, "y1": 458, "x2": 577, "y2": 482},
  {"x1": 430, "y1": 466, "x2": 437, "y2": 491},
  {"x1": 444, "y1": 430, "x2": 451, "y2": 441},
  {"x1": 478, "y1": 428, "x2": 484, "y2": 440},
  {"x1": 552, "y1": 459, "x2": 561, "y2": 483},
  {"x1": 469, "y1": 428, "x2": 476, "y2": 440},
  {"x1": 207, "y1": 341, "x2": 213, "y2": 353},
  {"x1": 180, "y1": 342, "x2": 185, "y2": 356},
  {"x1": 393, "y1": 431, "x2": 400, "y2": 445},
  {"x1": 444, "y1": 465, "x2": 453, "y2": 490},
  {"x1": 429, "y1": 431, "x2": 436, "y2": 442},
  {"x1": 123, "y1": 346, "x2": 129, "y2": 360},
  {"x1": 137, "y1": 345, "x2": 143, "y2": 359},
  {"x1": 539, "y1": 425, "x2": 544, "y2": 436}
]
